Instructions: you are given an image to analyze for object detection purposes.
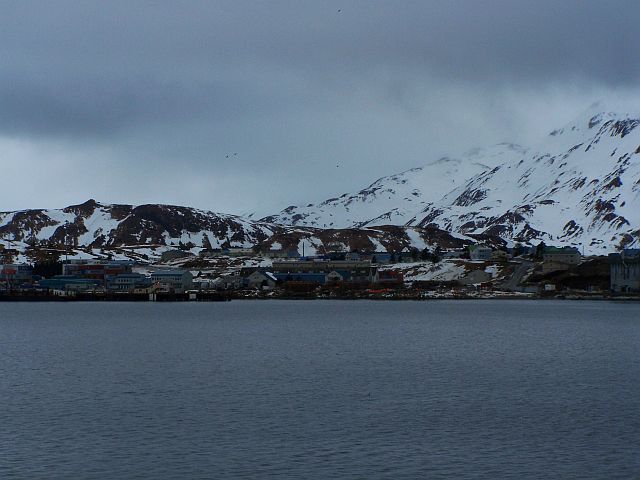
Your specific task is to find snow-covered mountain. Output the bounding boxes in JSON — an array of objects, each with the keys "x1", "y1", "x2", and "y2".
[
  {"x1": 262, "y1": 144, "x2": 527, "y2": 228},
  {"x1": 4, "y1": 104, "x2": 637, "y2": 257},
  {"x1": 0, "y1": 200, "x2": 281, "y2": 250},
  {"x1": 0, "y1": 200, "x2": 472, "y2": 263},
  {"x1": 412, "y1": 105, "x2": 640, "y2": 253},
  {"x1": 264, "y1": 104, "x2": 640, "y2": 253}
]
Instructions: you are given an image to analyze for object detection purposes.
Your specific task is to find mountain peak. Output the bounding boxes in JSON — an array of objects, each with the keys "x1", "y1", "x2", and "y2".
[{"x1": 550, "y1": 101, "x2": 640, "y2": 138}]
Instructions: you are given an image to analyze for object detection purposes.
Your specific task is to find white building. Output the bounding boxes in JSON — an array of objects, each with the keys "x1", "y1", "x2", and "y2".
[
  {"x1": 469, "y1": 245, "x2": 493, "y2": 261},
  {"x1": 150, "y1": 270, "x2": 193, "y2": 293},
  {"x1": 246, "y1": 271, "x2": 278, "y2": 289}
]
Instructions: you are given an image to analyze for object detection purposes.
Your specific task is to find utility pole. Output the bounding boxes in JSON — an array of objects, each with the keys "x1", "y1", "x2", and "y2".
[
  {"x1": 1, "y1": 235, "x2": 13, "y2": 292},
  {"x1": 64, "y1": 233, "x2": 69, "y2": 264},
  {"x1": 6, "y1": 237, "x2": 9, "y2": 292}
]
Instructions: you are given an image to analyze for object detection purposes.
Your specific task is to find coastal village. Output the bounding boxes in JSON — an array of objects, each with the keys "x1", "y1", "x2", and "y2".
[{"x1": 1, "y1": 241, "x2": 638, "y2": 300}]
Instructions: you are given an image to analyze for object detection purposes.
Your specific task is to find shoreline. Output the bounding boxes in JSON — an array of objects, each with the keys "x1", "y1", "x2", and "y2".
[{"x1": 1, "y1": 292, "x2": 638, "y2": 302}]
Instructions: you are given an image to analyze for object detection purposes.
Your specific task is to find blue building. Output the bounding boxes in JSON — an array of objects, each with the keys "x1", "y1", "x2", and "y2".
[
  {"x1": 273, "y1": 272, "x2": 330, "y2": 284},
  {"x1": 271, "y1": 260, "x2": 378, "y2": 284},
  {"x1": 39, "y1": 276, "x2": 102, "y2": 292}
]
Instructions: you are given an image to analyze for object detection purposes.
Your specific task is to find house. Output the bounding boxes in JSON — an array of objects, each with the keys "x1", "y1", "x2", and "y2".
[
  {"x1": 192, "y1": 278, "x2": 218, "y2": 290},
  {"x1": 469, "y1": 244, "x2": 493, "y2": 261},
  {"x1": 150, "y1": 270, "x2": 193, "y2": 293},
  {"x1": 609, "y1": 249, "x2": 640, "y2": 293},
  {"x1": 359, "y1": 252, "x2": 393, "y2": 264},
  {"x1": 542, "y1": 247, "x2": 581, "y2": 274},
  {"x1": 246, "y1": 270, "x2": 278, "y2": 289},
  {"x1": 212, "y1": 274, "x2": 244, "y2": 290}
]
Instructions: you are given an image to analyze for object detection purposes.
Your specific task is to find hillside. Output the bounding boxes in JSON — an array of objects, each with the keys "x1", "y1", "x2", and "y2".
[
  {"x1": 262, "y1": 144, "x2": 527, "y2": 228},
  {"x1": 264, "y1": 105, "x2": 640, "y2": 254},
  {"x1": 412, "y1": 106, "x2": 640, "y2": 253},
  {"x1": 0, "y1": 200, "x2": 472, "y2": 264},
  {"x1": 3, "y1": 105, "x2": 638, "y2": 258}
]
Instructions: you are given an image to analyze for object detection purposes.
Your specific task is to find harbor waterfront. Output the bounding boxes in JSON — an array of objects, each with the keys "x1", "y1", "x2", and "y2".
[{"x1": 1, "y1": 300, "x2": 638, "y2": 479}]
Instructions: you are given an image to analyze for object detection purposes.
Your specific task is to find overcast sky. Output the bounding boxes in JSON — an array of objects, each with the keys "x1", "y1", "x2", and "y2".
[{"x1": 1, "y1": 0, "x2": 639, "y2": 215}]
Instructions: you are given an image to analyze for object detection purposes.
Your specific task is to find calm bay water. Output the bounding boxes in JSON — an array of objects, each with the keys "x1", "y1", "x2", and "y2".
[{"x1": 1, "y1": 300, "x2": 639, "y2": 479}]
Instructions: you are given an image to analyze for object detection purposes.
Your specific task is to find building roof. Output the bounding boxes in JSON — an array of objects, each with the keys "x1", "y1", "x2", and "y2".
[
  {"x1": 543, "y1": 246, "x2": 580, "y2": 254},
  {"x1": 274, "y1": 272, "x2": 326, "y2": 283},
  {"x1": 151, "y1": 270, "x2": 190, "y2": 276},
  {"x1": 109, "y1": 273, "x2": 147, "y2": 278}
]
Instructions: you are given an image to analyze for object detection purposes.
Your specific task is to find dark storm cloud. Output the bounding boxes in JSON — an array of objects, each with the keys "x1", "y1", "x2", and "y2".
[
  {"x1": 1, "y1": 0, "x2": 637, "y2": 138},
  {"x1": 0, "y1": 0, "x2": 638, "y2": 213}
]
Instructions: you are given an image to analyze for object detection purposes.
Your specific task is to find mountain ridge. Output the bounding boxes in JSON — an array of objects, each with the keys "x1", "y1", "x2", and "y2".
[
  {"x1": 262, "y1": 105, "x2": 640, "y2": 254},
  {"x1": 411, "y1": 106, "x2": 640, "y2": 253},
  {"x1": 0, "y1": 199, "x2": 475, "y2": 264},
  {"x1": 3, "y1": 105, "x2": 639, "y2": 257},
  {"x1": 261, "y1": 143, "x2": 528, "y2": 229}
]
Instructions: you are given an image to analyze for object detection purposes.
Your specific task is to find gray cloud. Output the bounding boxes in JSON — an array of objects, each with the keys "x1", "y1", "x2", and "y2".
[{"x1": 0, "y1": 0, "x2": 638, "y2": 214}]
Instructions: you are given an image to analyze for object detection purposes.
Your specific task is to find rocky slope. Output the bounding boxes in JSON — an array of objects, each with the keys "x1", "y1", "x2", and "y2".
[
  {"x1": 412, "y1": 106, "x2": 640, "y2": 253},
  {"x1": 264, "y1": 104, "x2": 640, "y2": 254},
  {"x1": 0, "y1": 200, "x2": 472, "y2": 263}
]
